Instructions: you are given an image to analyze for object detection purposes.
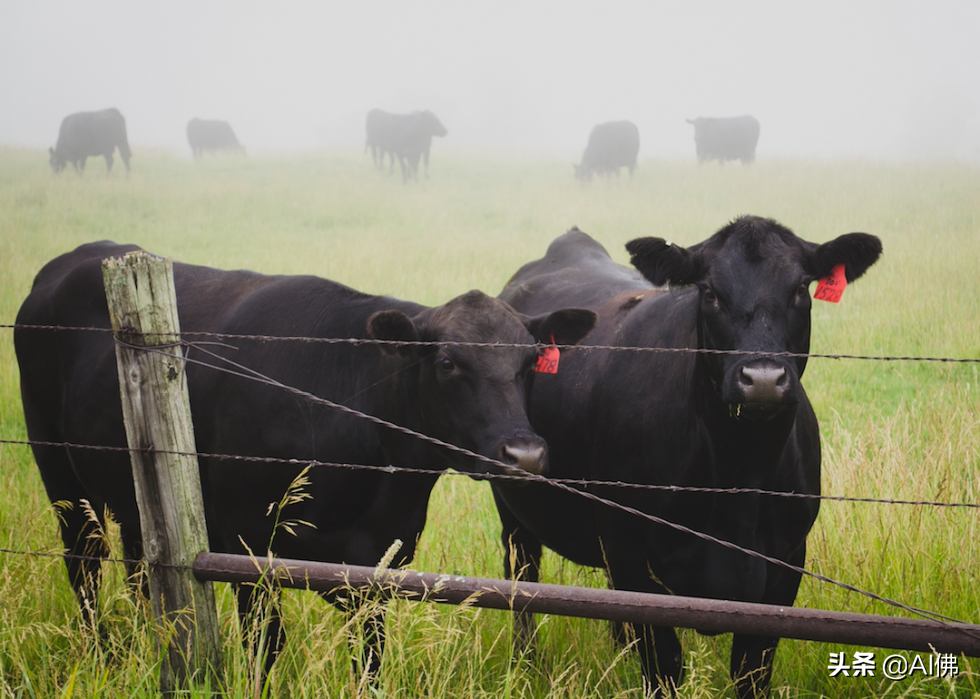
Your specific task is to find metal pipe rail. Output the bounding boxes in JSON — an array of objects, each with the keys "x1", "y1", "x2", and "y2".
[{"x1": 195, "y1": 552, "x2": 980, "y2": 657}]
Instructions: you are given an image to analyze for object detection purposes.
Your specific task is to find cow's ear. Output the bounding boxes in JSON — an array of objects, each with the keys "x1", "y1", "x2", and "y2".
[
  {"x1": 626, "y1": 237, "x2": 700, "y2": 286},
  {"x1": 810, "y1": 233, "x2": 882, "y2": 282},
  {"x1": 367, "y1": 310, "x2": 420, "y2": 355},
  {"x1": 525, "y1": 308, "x2": 597, "y2": 346}
]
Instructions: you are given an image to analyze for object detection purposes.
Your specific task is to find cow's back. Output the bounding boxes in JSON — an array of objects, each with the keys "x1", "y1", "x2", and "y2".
[
  {"x1": 501, "y1": 229, "x2": 652, "y2": 314},
  {"x1": 16, "y1": 242, "x2": 429, "y2": 560},
  {"x1": 581, "y1": 121, "x2": 640, "y2": 173},
  {"x1": 55, "y1": 109, "x2": 130, "y2": 162}
]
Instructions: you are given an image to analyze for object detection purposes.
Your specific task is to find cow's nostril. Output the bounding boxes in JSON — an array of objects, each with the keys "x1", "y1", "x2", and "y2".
[{"x1": 502, "y1": 444, "x2": 547, "y2": 476}]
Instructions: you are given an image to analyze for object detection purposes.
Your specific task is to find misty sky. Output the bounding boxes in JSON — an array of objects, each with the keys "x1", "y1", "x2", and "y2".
[{"x1": 2, "y1": 1, "x2": 978, "y2": 161}]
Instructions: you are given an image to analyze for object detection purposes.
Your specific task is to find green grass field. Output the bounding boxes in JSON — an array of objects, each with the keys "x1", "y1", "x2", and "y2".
[{"x1": 1, "y1": 147, "x2": 979, "y2": 697}]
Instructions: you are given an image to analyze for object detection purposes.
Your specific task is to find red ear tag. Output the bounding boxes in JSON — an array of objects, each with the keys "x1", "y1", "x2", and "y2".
[
  {"x1": 534, "y1": 334, "x2": 560, "y2": 374},
  {"x1": 814, "y1": 264, "x2": 847, "y2": 303}
]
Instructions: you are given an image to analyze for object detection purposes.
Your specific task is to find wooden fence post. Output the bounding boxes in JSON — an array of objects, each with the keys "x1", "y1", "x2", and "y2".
[{"x1": 103, "y1": 252, "x2": 223, "y2": 695}]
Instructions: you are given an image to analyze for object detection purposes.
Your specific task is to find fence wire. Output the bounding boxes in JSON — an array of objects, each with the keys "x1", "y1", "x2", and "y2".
[
  {"x1": 1, "y1": 322, "x2": 978, "y2": 636},
  {"x1": 4, "y1": 322, "x2": 980, "y2": 364}
]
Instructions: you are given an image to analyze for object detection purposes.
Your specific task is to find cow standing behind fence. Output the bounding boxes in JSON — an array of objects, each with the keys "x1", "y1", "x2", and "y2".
[
  {"x1": 186, "y1": 118, "x2": 245, "y2": 158},
  {"x1": 495, "y1": 218, "x2": 881, "y2": 698},
  {"x1": 686, "y1": 115, "x2": 760, "y2": 164},
  {"x1": 48, "y1": 108, "x2": 132, "y2": 176},
  {"x1": 365, "y1": 109, "x2": 448, "y2": 181},
  {"x1": 14, "y1": 241, "x2": 595, "y2": 683},
  {"x1": 575, "y1": 121, "x2": 640, "y2": 181}
]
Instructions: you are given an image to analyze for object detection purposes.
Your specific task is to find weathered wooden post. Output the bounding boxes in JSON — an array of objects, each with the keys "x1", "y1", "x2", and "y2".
[{"x1": 103, "y1": 252, "x2": 223, "y2": 695}]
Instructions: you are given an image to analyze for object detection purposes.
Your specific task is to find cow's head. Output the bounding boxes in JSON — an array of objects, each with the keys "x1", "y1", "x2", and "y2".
[
  {"x1": 421, "y1": 111, "x2": 448, "y2": 138},
  {"x1": 48, "y1": 147, "x2": 66, "y2": 173},
  {"x1": 368, "y1": 290, "x2": 596, "y2": 474},
  {"x1": 627, "y1": 216, "x2": 881, "y2": 420}
]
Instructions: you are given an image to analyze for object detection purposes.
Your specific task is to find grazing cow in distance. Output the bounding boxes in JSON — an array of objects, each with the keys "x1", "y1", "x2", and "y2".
[
  {"x1": 365, "y1": 108, "x2": 397, "y2": 171},
  {"x1": 49, "y1": 108, "x2": 131, "y2": 175},
  {"x1": 495, "y1": 218, "x2": 881, "y2": 698},
  {"x1": 187, "y1": 118, "x2": 245, "y2": 158},
  {"x1": 365, "y1": 109, "x2": 448, "y2": 181},
  {"x1": 15, "y1": 241, "x2": 596, "y2": 681},
  {"x1": 686, "y1": 115, "x2": 760, "y2": 164},
  {"x1": 575, "y1": 121, "x2": 640, "y2": 181}
]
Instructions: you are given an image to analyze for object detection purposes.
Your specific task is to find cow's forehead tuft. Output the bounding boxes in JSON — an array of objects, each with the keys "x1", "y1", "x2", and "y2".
[
  {"x1": 427, "y1": 292, "x2": 530, "y2": 343},
  {"x1": 708, "y1": 216, "x2": 806, "y2": 261}
]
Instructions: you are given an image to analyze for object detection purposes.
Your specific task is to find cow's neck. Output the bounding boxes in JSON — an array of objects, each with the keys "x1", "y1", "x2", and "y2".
[{"x1": 372, "y1": 353, "x2": 454, "y2": 473}]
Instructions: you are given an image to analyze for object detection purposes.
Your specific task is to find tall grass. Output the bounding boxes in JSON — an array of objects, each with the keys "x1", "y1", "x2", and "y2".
[{"x1": 1, "y1": 147, "x2": 978, "y2": 697}]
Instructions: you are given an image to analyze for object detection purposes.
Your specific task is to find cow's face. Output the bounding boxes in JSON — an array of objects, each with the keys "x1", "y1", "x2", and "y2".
[
  {"x1": 422, "y1": 111, "x2": 448, "y2": 138},
  {"x1": 368, "y1": 291, "x2": 595, "y2": 475},
  {"x1": 627, "y1": 216, "x2": 882, "y2": 420},
  {"x1": 49, "y1": 147, "x2": 66, "y2": 173}
]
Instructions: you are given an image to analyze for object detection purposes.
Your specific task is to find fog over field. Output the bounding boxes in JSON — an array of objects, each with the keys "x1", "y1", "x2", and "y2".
[{"x1": 1, "y1": 1, "x2": 978, "y2": 161}]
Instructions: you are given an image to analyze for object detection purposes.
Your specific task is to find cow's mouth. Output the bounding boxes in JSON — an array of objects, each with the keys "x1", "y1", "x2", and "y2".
[{"x1": 729, "y1": 401, "x2": 790, "y2": 423}]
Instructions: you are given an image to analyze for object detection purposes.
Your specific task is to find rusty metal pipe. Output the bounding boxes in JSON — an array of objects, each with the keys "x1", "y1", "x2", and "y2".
[{"x1": 194, "y1": 552, "x2": 980, "y2": 656}]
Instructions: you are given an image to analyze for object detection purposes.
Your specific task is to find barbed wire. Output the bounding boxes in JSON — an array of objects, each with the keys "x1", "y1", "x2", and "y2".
[
  {"x1": 2, "y1": 325, "x2": 979, "y2": 635},
  {"x1": 3, "y1": 337, "x2": 976, "y2": 632},
  {"x1": 2, "y1": 437, "x2": 977, "y2": 510},
  {"x1": 3, "y1": 322, "x2": 980, "y2": 364}
]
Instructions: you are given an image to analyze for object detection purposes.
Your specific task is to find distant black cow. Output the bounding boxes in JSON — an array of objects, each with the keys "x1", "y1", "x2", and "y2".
[
  {"x1": 365, "y1": 109, "x2": 448, "y2": 181},
  {"x1": 49, "y1": 108, "x2": 131, "y2": 175},
  {"x1": 187, "y1": 118, "x2": 245, "y2": 157},
  {"x1": 686, "y1": 115, "x2": 760, "y2": 164},
  {"x1": 15, "y1": 242, "x2": 595, "y2": 680},
  {"x1": 495, "y1": 218, "x2": 881, "y2": 698},
  {"x1": 365, "y1": 108, "x2": 397, "y2": 171},
  {"x1": 575, "y1": 121, "x2": 640, "y2": 181}
]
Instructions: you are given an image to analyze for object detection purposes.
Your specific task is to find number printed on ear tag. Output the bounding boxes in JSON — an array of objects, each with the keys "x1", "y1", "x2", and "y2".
[
  {"x1": 814, "y1": 264, "x2": 847, "y2": 303},
  {"x1": 534, "y1": 335, "x2": 559, "y2": 374}
]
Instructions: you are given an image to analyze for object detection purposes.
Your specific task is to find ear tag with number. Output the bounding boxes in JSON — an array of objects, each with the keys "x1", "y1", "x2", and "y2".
[
  {"x1": 814, "y1": 264, "x2": 847, "y2": 303},
  {"x1": 534, "y1": 334, "x2": 560, "y2": 374}
]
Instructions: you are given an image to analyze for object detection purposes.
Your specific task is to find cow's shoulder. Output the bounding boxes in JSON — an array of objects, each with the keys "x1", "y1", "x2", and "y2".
[{"x1": 27, "y1": 241, "x2": 139, "y2": 295}]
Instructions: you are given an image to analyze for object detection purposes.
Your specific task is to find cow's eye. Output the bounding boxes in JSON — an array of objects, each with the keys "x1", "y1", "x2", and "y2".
[
  {"x1": 796, "y1": 282, "x2": 810, "y2": 299},
  {"x1": 437, "y1": 357, "x2": 455, "y2": 373},
  {"x1": 702, "y1": 287, "x2": 717, "y2": 304}
]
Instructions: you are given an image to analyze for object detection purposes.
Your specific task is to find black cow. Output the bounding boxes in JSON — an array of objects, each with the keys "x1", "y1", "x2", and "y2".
[
  {"x1": 15, "y1": 241, "x2": 595, "y2": 680},
  {"x1": 49, "y1": 108, "x2": 132, "y2": 175},
  {"x1": 686, "y1": 115, "x2": 760, "y2": 164},
  {"x1": 365, "y1": 109, "x2": 448, "y2": 181},
  {"x1": 495, "y1": 218, "x2": 881, "y2": 698},
  {"x1": 575, "y1": 121, "x2": 640, "y2": 181},
  {"x1": 365, "y1": 108, "x2": 397, "y2": 171},
  {"x1": 187, "y1": 118, "x2": 245, "y2": 158}
]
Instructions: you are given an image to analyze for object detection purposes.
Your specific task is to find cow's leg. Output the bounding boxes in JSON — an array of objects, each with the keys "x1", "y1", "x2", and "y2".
[
  {"x1": 30, "y1": 442, "x2": 107, "y2": 630},
  {"x1": 104, "y1": 152, "x2": 114, "y2": 175},
  {"x1": 730, "y1": 634, "x2": 778, "y2": 699},
  {"x1": 409, "y1": 153, "x2": 421, "y2": 182},
  {"x1": 492, "y1": 489, "x2": 541, "y2": 654},
  {"x1": 235, "y1": 583, "x2": 285, "y2": 685},
  {"x1": 730, "y1": 544, "x2": 806, "y2": 699},
  {"x1": 601, "y1": 535, "x2": 683, "y2": 695},
  {"x1": 354, "y1": 600, "x2": 387, "y2": 680},
  {"x1": 322, "y1": 590, "x2": 387, "y2": 681},
  {"x1": 633, "y1": 624, "x2": 682, "y2": 698}
]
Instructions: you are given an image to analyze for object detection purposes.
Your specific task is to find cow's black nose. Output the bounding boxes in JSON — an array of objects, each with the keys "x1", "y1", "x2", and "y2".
[
  {"x1": 738, "y1": 364, "x2": 788, "y2": 404},
  {"x1": 501, "y1": 443, "x2": 548, "y2": 476}
]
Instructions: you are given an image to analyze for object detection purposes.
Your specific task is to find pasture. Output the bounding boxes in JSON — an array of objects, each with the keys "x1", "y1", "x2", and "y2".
[{"x1": 0, "y1": 146, "x2": 978, "y2": 698}]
